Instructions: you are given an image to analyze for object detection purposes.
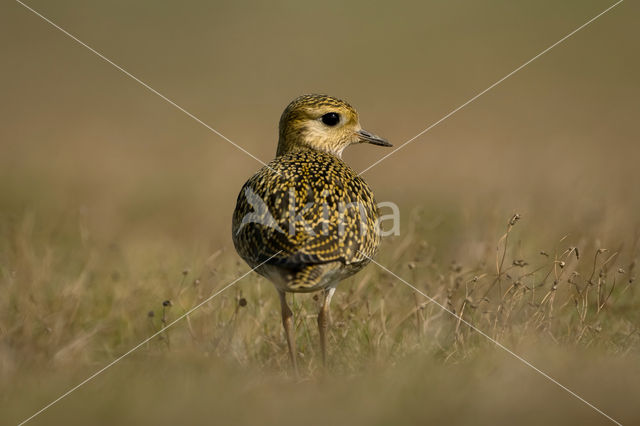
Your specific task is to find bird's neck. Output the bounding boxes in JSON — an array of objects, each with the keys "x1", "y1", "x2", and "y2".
[{"x1": 276, "y1": 138, "x2": 343, "y2": 159}]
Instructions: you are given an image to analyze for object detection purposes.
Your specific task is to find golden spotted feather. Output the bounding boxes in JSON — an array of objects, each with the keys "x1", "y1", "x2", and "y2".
[{"x1": 232, "y1": 149, "x2": 380, "y2": 291}]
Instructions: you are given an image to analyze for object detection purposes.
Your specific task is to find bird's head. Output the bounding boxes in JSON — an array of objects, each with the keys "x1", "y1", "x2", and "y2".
[{"x1": 276, "y1": 94, "x2": 391, "y2": 158}]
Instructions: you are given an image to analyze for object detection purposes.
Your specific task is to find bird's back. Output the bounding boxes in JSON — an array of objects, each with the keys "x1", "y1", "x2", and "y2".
[{"x1": 232, "y1": 149, "x2": 380, "y2": 292}]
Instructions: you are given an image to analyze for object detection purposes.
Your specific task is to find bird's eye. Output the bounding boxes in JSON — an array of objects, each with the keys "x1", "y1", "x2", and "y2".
[{"x1": 321, "y1": 112, "x2": 340, "y2": 126}]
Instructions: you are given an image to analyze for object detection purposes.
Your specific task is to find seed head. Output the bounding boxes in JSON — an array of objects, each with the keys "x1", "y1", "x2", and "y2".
[{"x1": 573, "y1": 247, "x2": 580, "y2": 260}]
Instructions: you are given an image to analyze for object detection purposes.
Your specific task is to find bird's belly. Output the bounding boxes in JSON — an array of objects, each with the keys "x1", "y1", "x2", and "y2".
[{"x1": 256, "y1": 261, "x2": 364, "y2": 293}]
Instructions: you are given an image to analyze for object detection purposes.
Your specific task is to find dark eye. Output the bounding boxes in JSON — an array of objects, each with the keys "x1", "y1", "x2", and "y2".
[{"x1": 321, "y1": 112, "x2": 340, "y2": 126}]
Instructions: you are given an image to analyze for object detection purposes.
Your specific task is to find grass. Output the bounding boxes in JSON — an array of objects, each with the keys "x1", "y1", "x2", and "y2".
[{"x1": 1, "y1": 205, "x2": 639, "y2": 425}]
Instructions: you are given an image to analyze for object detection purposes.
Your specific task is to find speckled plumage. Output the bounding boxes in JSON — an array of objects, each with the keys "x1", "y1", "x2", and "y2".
[
  {"x1": 231, "y1": 94, "x2": 390, "y2": 372},
  {"x1": 232, "y1": 148, "x2": 380, "y2": 292}
]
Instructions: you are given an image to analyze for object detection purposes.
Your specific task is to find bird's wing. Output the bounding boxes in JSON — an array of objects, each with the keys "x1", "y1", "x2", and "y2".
[{"x1": 232, "y1": 152, "x2": 380, "y2": 270}]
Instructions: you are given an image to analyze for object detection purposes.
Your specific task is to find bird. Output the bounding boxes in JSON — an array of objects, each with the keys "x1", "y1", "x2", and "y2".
[{"x1": 232, "y1": 94, "x2": 391, "y2": 374}]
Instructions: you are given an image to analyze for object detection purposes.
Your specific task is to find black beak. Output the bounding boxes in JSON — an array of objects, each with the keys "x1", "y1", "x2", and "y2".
[{"x1": 357, "y1": 129, "x2": 392, "y2": 147}]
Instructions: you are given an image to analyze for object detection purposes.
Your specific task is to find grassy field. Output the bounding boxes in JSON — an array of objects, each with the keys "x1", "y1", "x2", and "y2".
[
  {"x1": 2, "y1": 206, "x2": 640, "y2": 425},
  {"x1": 2, "y1": 0, "x2": 639, "y2": 425}
]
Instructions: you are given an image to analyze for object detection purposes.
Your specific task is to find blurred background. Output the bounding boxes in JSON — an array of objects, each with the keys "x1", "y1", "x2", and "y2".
[{"x1": 1, "y1": 0, "x2": 639, "y2": 425}]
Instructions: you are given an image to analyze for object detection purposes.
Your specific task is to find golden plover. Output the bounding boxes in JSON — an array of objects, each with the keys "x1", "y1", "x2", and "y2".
[{"x1": 232, "y1": 94, "x2": 391, "y2": 373}]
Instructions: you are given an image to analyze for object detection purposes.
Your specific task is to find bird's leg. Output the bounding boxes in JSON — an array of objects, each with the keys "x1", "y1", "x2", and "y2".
[
  {"x1": 317, "y1": 287, "x2": 336, "y2": 368},
  {"x1": 278, "y1": 290, "x2": 298, "y2": 377}
]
